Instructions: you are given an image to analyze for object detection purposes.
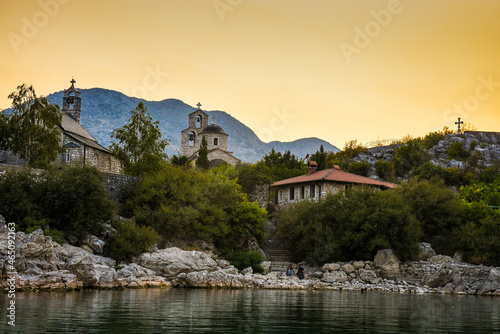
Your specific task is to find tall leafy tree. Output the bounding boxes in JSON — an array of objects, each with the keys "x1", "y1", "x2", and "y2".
[
  {"x1": 4, "y1": 84, "x2": 62, "y2": 166},
  {"x1": 196, "y1": 135, "x2": 210, "y2": 170},
  {"x1": 310, "y1": 144, "x2": 327, "y2": 170},
  {"x1": 111, "y1": 102, "x2": 169, "y2": 176}
]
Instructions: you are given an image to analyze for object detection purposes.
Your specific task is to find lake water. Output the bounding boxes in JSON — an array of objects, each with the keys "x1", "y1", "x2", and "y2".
[{"x1": 1, "y1": 289, "x2": 499, "y2": 333}]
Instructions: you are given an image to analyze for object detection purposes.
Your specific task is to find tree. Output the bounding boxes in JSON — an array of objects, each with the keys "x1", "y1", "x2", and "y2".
[
  {"x1": 110, "y1": 102, "x2": 169, "y2": 176},
  {"x1": 195, "y1": 135, "x2": 210, "y2": 170},
  {"x1": 257, "y1": 148, "x2": 306, "y2": 181},
  {"x1": 4, "y1": 84, "x2": 62, "y2": 166},
  {"x1": 310, "y1": 145, "x2": 327, "y2": 171}
]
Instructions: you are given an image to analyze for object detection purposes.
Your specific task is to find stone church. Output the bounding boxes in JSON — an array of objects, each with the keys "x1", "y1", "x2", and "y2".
[
  {"x1": 181, "y1": 103, "x2": 240, "y2": 167},
  {"x1": 1, "y1": 80, "x2": 122, "y2": 174}
]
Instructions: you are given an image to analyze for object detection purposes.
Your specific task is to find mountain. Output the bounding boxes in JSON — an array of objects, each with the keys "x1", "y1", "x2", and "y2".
[{"x1": 47, "y1": 88, "x2": 339, "y2": 162}]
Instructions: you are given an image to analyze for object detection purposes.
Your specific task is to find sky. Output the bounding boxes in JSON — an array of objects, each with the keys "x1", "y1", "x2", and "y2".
[{"x1": 1, "y1": 0, "x2": 499, "y2": 149}]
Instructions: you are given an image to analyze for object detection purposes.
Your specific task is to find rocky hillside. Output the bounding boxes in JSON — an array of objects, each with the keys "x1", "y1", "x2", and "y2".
[
  {"x1": 353, "y1": 131, "x2": 500, "y2": 179},
  {"x1": 46, "y1": 89, "x2": 339, "y2": 162}
]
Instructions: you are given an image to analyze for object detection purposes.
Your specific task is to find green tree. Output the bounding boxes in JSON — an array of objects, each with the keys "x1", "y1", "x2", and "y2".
[
  {"x1": 0, "y1": 165, "x2": 116, "y2": 240},
  {"x1": 395, "y1": 177, "x2": 463, "y2": 249},
  {"x1": 111, "y1": 102, "x2": 169, "y2": 176},
  {"x1": 4, "y1": 84, "x2": 62, "y2": 166},
  {"x1": 121, "y1": 164, "x2": 267, "y2": 251},
  {"x1": 310, "y1": 145, "x2": 327, "y2": 171},
  {"x1": 195, "y1": 136, "x2": 210, "y2": 170},
  {"x1": 277, "y1": 187, "x2": 422, "y2": 263},
  {"x1": 257, "y1": 148, "x2": 306, "y2": 181}
]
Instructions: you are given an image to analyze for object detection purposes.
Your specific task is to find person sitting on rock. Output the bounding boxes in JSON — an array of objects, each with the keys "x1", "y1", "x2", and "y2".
[
  {"x1": 297, "y1": 265, "x2": 305, "y2": 279},
  {"x1": 286, "y1": 264, "x2": 294, "y2": 276}
]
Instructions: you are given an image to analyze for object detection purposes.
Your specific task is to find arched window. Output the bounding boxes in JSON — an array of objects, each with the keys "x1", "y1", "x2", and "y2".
[
  {"x1": 189, "y1": 131, "x2": 196, "y2": 147},
  {"x1": 213, "y1": 138, "x2": 218, "y2": 146},
  {"x1": 196, "y1": 115, "x2": 202, "y2": 128}
]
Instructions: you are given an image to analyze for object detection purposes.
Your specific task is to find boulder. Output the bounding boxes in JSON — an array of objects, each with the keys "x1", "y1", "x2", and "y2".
[
  {"x1": 117, "y1": 263, "x2": 169, "y2": 288},
  {"x1": 477, "y1": 268, "x2": 500, "y2": 295},
  {"x1": 322, "y1": 263, "x2": 340, "y2": 272},
  {"x1": 14, "y1": 229, "x2": 59, "y2": 273},
  {"x1": 342, "y1": 264, "x2": 355, "y2": 274},
  {"x1": 359, "y1": 269, "x2": 380, "y2": 284},
  {"x1": 82, "y1": 235, "x2": 105, "y2": 254},
  {"x1": 172, "y1": 269, "x2": 243, "y2": 288},
  {"x1": 242, "y1": 266, "x2": 253, "y2": 275},
  {"x1": 260, "y1": 261, "x2": 272, "y2": 274},
  {"x1": 321, "y1": 270, "x2": 349, "y2": 283},
  {"x1": 374, "y1": 249, "x2": 401, "y2": 280},
  {"x1": 136, "y1": 247, "x2": 218, "y2": 277},
  {"x1": 353, "y1": 261, "x2": 365, "y2": 269},
  {"x1": 415, "y1": 242, "x2": 436, "y2": 261},
  {"x1": 429, "y1": 255, "x2": 454, "y2": 264}
]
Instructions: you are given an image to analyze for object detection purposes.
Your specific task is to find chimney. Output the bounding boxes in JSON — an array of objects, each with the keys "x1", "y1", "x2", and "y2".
[
  {"x1": 307, "y1": 160, "x2": 318, "y2": 174},
  {"x1": 333, "y1": 165, "x2": 341, "y2": 170}
]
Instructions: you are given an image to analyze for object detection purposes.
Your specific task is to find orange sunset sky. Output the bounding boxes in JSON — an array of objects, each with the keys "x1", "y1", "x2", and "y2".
[{"x1": 1, "y1": 0, "x2": 499, "y2": 149}]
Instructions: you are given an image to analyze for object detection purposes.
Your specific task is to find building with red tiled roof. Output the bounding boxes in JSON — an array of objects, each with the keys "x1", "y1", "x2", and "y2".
[{"x1": 271, "y1": 161, "x2": 396, "y2": 206}]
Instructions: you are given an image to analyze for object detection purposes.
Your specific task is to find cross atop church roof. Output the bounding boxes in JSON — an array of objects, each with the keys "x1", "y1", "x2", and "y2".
[
  {"x1": 197, "y1": 102, "x2": 201, "y2": 109},
  {"x1": 70, "y1": 78, "x2": 76, "y2": 86}
]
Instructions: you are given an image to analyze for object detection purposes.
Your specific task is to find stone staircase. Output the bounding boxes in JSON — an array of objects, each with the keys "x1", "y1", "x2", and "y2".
[{"x1": 261, "y1": 220, "x2": 293, "y2": 272}]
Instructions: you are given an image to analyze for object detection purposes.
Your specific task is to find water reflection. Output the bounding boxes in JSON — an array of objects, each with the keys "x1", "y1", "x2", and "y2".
[{"x1": 1, "y1": 289, "x2": 498, "y2": 333}]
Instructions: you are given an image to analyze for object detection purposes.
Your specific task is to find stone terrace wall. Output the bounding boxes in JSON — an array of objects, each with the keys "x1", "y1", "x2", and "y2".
[{"x1": 103, "y1": 173, "x2": 140, "y2": 203}]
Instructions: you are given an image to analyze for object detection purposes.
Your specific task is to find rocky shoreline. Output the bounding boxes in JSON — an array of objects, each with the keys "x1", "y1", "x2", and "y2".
[{"x1": 1, "y1": 220, "x2": 499, "y2": 295}]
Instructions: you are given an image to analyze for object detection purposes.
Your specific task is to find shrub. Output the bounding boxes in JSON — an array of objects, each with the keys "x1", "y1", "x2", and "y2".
[
  {"x1": 347, "y1": 161, "x2": 371, "y2": 176},
  {"x1": 447, "y1": 142, "x2": 470, "y2": 161},
  {"x1": 394, "y1": 178, "x2": 463, "y2": 254},
  {"x1": 225, "y1": 250, "x2": 265, "y2": 274},
  {"x1": 375, "y1": 160, "x2": 392, "y2": 179},
  {"x1": 104, "y1": 218, "x2": 159, "y2": 262},
  {"x1": 392, "y1": 140, "x2": 430, "y2": 177},
  {"x1": 122, "y1": 164, "x2": 268, "y2": 251},
  {"x1": 0, "y1": 165, "x2": 116, "y2": 240},
  {"x1": 277, "y1": 187, "x2": 422, "y2": 262}
]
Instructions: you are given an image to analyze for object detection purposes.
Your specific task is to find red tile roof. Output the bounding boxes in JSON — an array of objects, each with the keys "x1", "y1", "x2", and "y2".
[{"x1": 272, "y1": 168, "x2": 397, "y2": 189}]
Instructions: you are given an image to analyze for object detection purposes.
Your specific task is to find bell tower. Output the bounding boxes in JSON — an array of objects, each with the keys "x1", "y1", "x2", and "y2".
[{"x1": 63, "y1": 78, "x2": 82, "y2": 122}]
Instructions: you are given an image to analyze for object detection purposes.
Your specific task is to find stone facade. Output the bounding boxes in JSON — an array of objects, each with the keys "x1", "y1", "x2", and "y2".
[
  {"x1": 0, "y1": 80, "x2": 122, "y2": 174},
  {"x1": 273, "y1": 181, "x2": 345, "y2": 206},
  {"x1": 180, "y1": 104, "x2": 240, "y2": 167}
]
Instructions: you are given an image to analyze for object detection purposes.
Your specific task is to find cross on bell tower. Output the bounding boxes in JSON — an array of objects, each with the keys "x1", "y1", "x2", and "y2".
[
  {"x1": 63, "y1": 78, "x2": 82, "y2": 123},
  {"x1": 455, "y1": 117, "x2": 464, "y2": 134}
]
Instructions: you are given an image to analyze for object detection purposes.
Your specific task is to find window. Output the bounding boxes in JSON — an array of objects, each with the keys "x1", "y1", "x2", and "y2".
[
  {"x1": 189, "y1": 131, "x2": 196, "y2": 147},
  {"x1": 214, "y1": 138, "x2": 218, "y2": 146},
  {"x1": 196, "y1": 115, "x2": 202, "y2": 128},
  {"x1": 310, "y1": 184, "x2": 316, "y2": 198},
  {"x1": 301, "y1": 186, "x2": 305, "y2": 199},
  {"x1": 65, "y1": 152, "x2": 71, "y2": 162},
  {"x1": 289, "y1": 187, "x2": 295, "y2": 201},
  {"x1": 279, "y1": 190, "x2": 283, "y2": 201},
  {"x1": 275, "y1": 192, "x2": 279, "y2": 205}
]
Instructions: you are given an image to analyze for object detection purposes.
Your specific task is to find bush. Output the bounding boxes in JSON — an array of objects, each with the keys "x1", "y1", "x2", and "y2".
[
  {"x1": 225, "y1": 250, "x2": 265, "y2": 274},
  {"x1": 347, "y1": 161, "x2": 371, "y2": 177},
  {"x1": 277, "y1": 187, "x2": 422, "y2": 263},
  {"x1": 394, "y1": 178, "x2": 463, "y2": 254},
  {"x1": 104, "y1": 218, "x2": 159, "y2": 262},
  {"x1": 447, "y1": 142, "x2": 470, "y2": 161},
  {"x1": 122, "y1": 164, "x2": 268, "y2": 251},
  {"x1": 0, "y1": 165, "x2": 116, "y2": 240},
  {"x1": 392, "y1": 140, "x2": 430, "y2": 177},
  {"x1": 375, "y1": 160, "x2": 392, "y2": 179}
]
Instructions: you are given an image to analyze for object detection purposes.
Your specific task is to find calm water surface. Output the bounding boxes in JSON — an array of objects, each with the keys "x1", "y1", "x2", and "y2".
[{"x1": 1, "y1": 289, "x2": 499, "y2": 333}]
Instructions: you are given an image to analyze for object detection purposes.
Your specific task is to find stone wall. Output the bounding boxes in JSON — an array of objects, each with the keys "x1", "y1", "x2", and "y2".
[{"x1": 103, "y1": 173, "x2": 140, "y2": 203}]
